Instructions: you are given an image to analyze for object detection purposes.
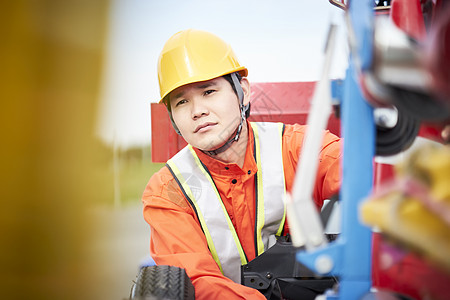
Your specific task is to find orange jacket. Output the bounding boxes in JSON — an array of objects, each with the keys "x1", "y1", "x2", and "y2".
[{"x1": 142, "y1": 122, "x2": 342, "y2": 300}]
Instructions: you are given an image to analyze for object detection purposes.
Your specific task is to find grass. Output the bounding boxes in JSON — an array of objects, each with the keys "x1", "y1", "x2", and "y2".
[
  {"x1": 90, "y1": 142, "x2": 165, "y2": 206},
  {"x1": 118, "y1": 158, "x2": 165, "y2": 204}
]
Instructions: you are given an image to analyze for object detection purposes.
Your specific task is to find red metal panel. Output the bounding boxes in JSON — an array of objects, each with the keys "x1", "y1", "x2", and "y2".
[
  {"x1": 150, "y1": 103, "x2": 186, "y2": 163},
  {"x1": 248, "y1": 82, "x2": 341, "y2": 137},
  {"x1": 151, "y1": 81, "x2": 341, "y2": 162}
]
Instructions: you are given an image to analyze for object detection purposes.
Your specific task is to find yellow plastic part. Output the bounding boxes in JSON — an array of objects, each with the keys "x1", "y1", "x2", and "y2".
[
  {"x1": 360, "y1": 145, "x2": 450, "y2": 270},
  {"x1": 361, "y1": 193, "x2": 450, "y2": 270},
  {"x1": 397, "y1": 145, "x2": 450, "y2": 203},
  {"x1": 157, "y1": 29, "x2": 248, "y2": 103}
]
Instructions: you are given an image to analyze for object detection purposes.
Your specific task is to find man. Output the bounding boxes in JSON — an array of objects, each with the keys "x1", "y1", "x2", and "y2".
[{"x1": 142, "y1": 29, "x2": 341, "y2": 299}]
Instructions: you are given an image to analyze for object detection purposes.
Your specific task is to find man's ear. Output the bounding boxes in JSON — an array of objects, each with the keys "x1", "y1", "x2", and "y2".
[{"x1": 240, "y1": 77, "x2": 251, "y2": 106}]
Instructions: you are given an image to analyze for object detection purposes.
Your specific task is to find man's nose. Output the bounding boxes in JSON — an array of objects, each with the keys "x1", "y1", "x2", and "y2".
[{"x1": 191, "y1": 99, "x2": 209, "y2": 119}]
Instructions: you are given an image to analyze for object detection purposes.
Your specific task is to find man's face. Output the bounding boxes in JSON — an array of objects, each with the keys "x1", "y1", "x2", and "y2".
[{"x1": 169, "y1": 77, "x2": 244, "y2": 151}]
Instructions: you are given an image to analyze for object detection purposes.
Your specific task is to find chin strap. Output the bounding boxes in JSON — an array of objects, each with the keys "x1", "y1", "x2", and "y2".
[
  {"x1": 202, "y1": 109, "x2": 245, "y2": 156},
  {"x1": 202, "y1": 72, "x2": 248, "y2": 156}
]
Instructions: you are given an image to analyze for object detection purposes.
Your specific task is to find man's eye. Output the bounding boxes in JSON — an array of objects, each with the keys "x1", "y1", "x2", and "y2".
[
  {"x1": 204, "y1": 90, "x2": 216, "y2": 96},
  {"x1": 176, "y1": 99, "x2": 187, "y2": 107}
]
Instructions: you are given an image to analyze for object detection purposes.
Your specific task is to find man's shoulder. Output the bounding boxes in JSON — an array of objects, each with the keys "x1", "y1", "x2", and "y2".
[
  {"x1": 282, "y1": 123, "x2": 340, "y2": 141},
  {"x1": 281, "y1": 123, "x2": 307, "y2": 137},
  {"x1": 148, "y1": 164, "x2": 173, "y2": 186},
  {"x1": 143, "y1": 164, "x2": 191, "y2": 208},
  {"x1": 144, "y1": 165, "x2": 174, "y2": 196}
]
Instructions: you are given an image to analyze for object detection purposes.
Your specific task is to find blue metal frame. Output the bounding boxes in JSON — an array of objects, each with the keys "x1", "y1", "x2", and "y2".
[{"x1": 296, "y1": 1, "x2": 376, "y2": 299}]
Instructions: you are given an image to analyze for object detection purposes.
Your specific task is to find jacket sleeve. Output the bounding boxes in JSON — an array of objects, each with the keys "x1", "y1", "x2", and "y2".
[
  {"x1": 314, "y1": 130, "x2": 342, "y2": 203},
  {"x1": 142, "y1": 167, "x2": 266, "y2": 300},
  {"x1": 282, "y1": 124, "x2": 342, "y2": 208}
]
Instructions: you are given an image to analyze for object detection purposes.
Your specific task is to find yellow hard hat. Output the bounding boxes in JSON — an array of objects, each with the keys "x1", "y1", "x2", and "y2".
[{"x1": 157, "y1": 29, "x2": 248, "y2": 103}]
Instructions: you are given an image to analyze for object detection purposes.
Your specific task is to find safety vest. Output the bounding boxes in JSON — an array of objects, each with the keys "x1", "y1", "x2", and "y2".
[{"x1": 166, "y1": 122, "x2": 286, "y2": 283}]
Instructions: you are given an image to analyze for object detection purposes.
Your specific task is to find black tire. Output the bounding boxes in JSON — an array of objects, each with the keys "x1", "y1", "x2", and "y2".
[
  {"x1": 375, "y1": 107, "x2": 421, "y2": 156},
  {"x1": 130, "y1": 265, "x2": 195, "y2": 300}
]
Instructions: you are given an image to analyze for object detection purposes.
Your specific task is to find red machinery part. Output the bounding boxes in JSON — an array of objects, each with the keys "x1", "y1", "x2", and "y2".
[
  {"x1": 372, "y1": 233, "x2": 450, "y2": 300},
  {"x1": 366, "y1": 2, "x2": 450, "y2": 298},
  {"x1": 424, "y1": 2, "x2": 450, "y2": 102},
  {"x1": 390, "y1": 0, "x2": 427, "y2": 42},
  {"x1": 391, "y1": 0, "x2": 450, "y2": 112}
]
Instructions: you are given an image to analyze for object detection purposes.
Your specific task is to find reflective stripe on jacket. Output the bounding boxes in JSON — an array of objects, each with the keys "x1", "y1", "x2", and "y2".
[{"x1": 166, "y1": 122, "x2": 286, "y2": 283}]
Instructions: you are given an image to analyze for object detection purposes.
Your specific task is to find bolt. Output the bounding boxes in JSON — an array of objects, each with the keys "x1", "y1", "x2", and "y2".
[{"x1": 315, "y1": 254, "x2": 334, "y2": 274}]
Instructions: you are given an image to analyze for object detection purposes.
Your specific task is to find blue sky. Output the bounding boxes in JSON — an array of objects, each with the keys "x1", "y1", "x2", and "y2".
[{"x1": 97, "y1": 0, "x2": 348, "y2": 148}]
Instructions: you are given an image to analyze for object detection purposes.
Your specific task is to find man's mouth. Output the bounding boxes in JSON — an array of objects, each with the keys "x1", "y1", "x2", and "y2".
[{"x1": 194, "y1": 122, "x2": 217, "y2": 133}]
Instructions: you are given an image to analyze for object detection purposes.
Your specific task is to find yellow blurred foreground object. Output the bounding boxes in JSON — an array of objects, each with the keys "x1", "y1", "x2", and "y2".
[
  {"x1": 0, "y1": 1, "x2": 110, "y2": 299},
  {"x1": 361, "y1": 145, "x2": 450, "y2": 271}
]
